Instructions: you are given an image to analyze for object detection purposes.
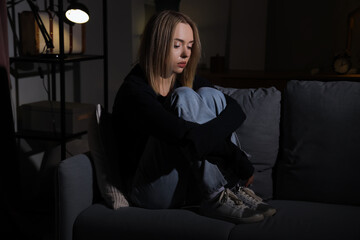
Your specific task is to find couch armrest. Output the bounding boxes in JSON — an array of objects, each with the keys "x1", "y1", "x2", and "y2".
[{"x1": 55, "y1": 154, "x2": 94, "y2": 240}]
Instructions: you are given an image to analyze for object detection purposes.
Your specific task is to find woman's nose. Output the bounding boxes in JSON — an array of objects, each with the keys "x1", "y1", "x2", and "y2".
[{"x1": 181, "y1": 47, "x2": 190, "y2": 58}]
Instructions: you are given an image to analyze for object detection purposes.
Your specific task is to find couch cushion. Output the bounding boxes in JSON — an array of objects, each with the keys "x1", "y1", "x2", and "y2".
[
  {"x1": 276, "y1": 80, "x2": 360, "y2": 205},
  {"x1": 229, "y1": 200, "x2": 360, "y2": 240},
  {"x1": 216, "y1": 86, "x2": 281, "y2": 200},
  {"x1": 87, "y1": 104, "x2": 129, "y2": 209},
  {"x1": 74, "y1": 204, "x2": 234, "y2": 240}
]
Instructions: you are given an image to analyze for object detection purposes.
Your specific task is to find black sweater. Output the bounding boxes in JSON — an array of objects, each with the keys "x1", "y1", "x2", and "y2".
[{"x1": 112, "y1": 64, "x2": 254, "y2": 189}]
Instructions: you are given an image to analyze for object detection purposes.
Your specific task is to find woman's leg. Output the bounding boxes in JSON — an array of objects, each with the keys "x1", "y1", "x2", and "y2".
[
  {"x1": 130, "y1": 87, "x2": 222, "y2": 209},
  {"x1": 130, "y1": 137, "x2": 190, "y2": 209},
  {"x1": 196, "y1": 87, "x2": 242, "y2": 147},
  {"x1": 172, "y1": 87, "x2": 266, "y2": 223},
  {"x1": 169, "y1": 87, "x2": 234, "y2": 196},
  {"x1": 131, "y1": 87, "x2": 237, "y2": 209},
  {"x1": 171, "y1": 87, "x2": 242, "y2": 148}
]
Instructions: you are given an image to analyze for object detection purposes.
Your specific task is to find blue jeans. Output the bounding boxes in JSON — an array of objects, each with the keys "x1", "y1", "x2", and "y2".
[{"x1": 130, "y1": 87, "x2": 240, "y2": 209}]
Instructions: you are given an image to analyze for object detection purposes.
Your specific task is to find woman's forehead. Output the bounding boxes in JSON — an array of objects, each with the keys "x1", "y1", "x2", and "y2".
[{"x1": 173, "y1": 23, "x2": 194, "y2": 42}]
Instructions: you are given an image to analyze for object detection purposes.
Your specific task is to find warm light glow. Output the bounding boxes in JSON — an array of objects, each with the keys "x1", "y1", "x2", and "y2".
[{"x1": 65, "y1": 9, "x2": 89, "y2": 24}]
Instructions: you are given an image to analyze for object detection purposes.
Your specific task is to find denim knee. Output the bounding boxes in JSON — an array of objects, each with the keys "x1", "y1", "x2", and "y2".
[
  {"x1": 196, "y1": 87, "x2": 225, "y2": 101},
  {"x1": 171, "y1": 87, "x2": 199, "y2": 106},
  {"x1": 170, "y1": 87, "x2": 203, "y2": 121},
  {"x1": 170, "y1": 86, "x2": 228, "y2": 123},
  {"x1": 171, "y1": 87, "x2": 226, "y2": 110},
  {"x1": 196, "y1": 87, "x2": 227, "y2": 116}
]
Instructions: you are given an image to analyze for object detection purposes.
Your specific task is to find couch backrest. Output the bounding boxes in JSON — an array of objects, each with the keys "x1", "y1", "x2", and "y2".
[
  {"x1": 275, "y1": 80, "x2": 360, "y2": 205},
  {"x1": 87, "y1": 81, "x2": 360, "y2": 206},
  {"x1": 217, "y1": 86, "x2": 282, "y2": 200},
  {"x1": 56, "y1": 154, "x2": 94, "y2": 240}
]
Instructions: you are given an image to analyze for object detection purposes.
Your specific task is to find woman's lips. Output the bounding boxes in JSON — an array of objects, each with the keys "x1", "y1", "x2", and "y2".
[{"x1": 178, "y1": 62, "x2": 187, "y2": 68}]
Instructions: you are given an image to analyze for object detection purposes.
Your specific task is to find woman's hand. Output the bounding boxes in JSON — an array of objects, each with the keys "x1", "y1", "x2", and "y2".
[{"x1": 244, "y1": 175, "x2": 254, "y2": 187}]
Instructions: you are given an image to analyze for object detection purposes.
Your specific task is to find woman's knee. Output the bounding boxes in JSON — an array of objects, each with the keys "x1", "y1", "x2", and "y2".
[
  {"x1": 197, "y1": 87, "x2": 224, "y2": 100},
  {"x1": 171, "y1": 87, "x2": 199, "y2": 104},
  {"x1": 170, "y1": 87, "x2": 202, "y2": 116},
  {"x1": 197, "y1": 87, "x2": 227, "y2": 115},
  {"x1": 170, "y1": 86, "x2": 227, "y2": 122},
  {"x1": 171, "y1": 86, "x2": 225, "y2": 106}
]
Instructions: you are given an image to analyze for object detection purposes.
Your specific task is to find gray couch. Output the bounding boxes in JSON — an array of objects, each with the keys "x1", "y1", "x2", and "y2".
[{"x1": 55, "y1": 80, "x2": 360, "y2": 240}]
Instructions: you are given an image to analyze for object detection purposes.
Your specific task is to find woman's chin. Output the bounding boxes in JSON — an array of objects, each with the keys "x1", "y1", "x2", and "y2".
[{"x1": 174, "y1": 68, "x2": 185, "y2": 74}]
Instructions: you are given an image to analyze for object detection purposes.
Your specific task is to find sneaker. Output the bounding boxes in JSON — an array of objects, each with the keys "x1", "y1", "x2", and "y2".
[
  {"x1": 233, "y1": 186, "x2": 276, "y2": 217},
  {"x1": 199, "y1": 188, "x2": 264, "y2": 224}
]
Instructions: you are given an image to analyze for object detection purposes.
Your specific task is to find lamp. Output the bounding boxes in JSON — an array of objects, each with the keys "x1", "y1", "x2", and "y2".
[
  {"x1": 65, "y1": 1, "x2": 89, "y2": 24},
  {"x1": 26, "y1": 0, "x2": 54, "y2": 50}
]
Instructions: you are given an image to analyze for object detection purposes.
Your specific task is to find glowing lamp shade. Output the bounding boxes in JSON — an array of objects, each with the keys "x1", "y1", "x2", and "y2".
[{"x1": 65, "y1": 2, "x2": 89, "y2": 24}]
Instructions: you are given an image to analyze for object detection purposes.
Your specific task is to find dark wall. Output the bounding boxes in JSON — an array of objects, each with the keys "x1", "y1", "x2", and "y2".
[{"x1": 266, "y1": 0, "x2": 336, "y2": 72}]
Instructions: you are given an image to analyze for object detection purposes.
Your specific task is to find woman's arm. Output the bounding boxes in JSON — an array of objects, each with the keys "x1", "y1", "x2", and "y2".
[
  {"x1": 184, "y1": 75, "x2": 247, "y2": 157},
  {"x1": 114, "y1": 78, "x2": 198, "y2": 144},
  {"x1": 115, "y1": 74, "x2": 246, "y2": 161},
  {"x1": 184, "y1": 94, "x2": 246, "y2": 158}
]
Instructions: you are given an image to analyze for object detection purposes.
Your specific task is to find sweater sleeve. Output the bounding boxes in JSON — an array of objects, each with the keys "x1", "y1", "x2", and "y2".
[
  {"x1": 230, "y1": 143, "x2": 254, "y2": 180},
  {"x1": 209, "y1": 140, "x2": 254, "y2": 180},
  {"x1": 128, "y1": 84, "x2": 196, "y2": 143},
  {"x1": 184, "y1": 94, "x2": 246, "y2": 158}
]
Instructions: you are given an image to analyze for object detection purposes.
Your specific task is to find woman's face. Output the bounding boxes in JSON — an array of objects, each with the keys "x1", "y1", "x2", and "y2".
[{"x1": 170, "y1": 23, "x2": 194, "y2": 75}]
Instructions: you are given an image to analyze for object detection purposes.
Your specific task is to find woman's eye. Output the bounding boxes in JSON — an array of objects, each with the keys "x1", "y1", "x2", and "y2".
[
  {"x1": 187, "y1": 46, "x2": 192, "y2": 50},
  {"x1": 174, "y1": 45, "x2": 180, "y2": 48}
]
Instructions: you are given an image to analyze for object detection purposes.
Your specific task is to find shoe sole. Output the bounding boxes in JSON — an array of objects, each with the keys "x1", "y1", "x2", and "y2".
[
  {"x1": 202, "y1": 212, "x2": 265, "y2": 224},
  {"x1": 263, "y1": 208, "x2": 277, "y2": 217}
]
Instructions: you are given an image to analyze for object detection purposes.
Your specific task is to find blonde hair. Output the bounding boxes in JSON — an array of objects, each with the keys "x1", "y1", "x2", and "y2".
[{"x1": 138, "y1": 10, "x2": 201, "y2": 94}]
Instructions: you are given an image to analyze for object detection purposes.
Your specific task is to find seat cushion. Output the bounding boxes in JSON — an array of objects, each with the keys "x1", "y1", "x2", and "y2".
[
  {"x1": 229, "y1": 200, "x2": 360, "y2": 240},
  {"x1": 73, "y1": 204, "x2": 234, "y2": 240},
  {"x1": 217, "y1": 86, "x2": 281, "y2": 200},
  {"x1": 276, "y1": 80, "x2": 360, "y2": 205},
  {"x1": 74, "y1": 201, "x2": 360, "y2": 240}
]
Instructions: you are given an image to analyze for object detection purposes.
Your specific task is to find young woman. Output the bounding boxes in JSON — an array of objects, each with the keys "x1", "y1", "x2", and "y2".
[{"x1": 112, "y1": 10, "x2": 275, "y2": 223}]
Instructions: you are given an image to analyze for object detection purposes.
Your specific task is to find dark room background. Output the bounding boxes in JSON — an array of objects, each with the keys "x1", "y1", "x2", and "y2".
[
  {"x1": 7, "y1": 0, "x2": 360, "y2": 114},
  {"x1": 3, "y1": 0, "x2": 360, "y2": 237},
  {"x1": 4, "y1": 0, "x2": 360, "y2": 209}
]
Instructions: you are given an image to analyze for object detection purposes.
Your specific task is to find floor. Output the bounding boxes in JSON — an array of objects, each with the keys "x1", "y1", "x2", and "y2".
[{"x1": 2, "y1": 198, "x2": 54, "y2": 240}]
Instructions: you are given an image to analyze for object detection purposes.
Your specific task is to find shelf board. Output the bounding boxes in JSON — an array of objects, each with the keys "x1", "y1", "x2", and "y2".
[
  {"x1": 10, "y1": 54, "x2": 104, "y2": 64},
  {"x1": 16, "y1": 129, "x2": 87, "y2": 141},
  {"x1": 10, "y1": 64, "x2": 74, "y2": 79}
]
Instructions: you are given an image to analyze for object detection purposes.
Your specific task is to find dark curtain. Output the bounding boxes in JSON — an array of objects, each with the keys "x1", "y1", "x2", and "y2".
[
  {"x1": 0, "y1": 0, "x2": 22, "y2": 237},
  {"x1": 0, "y1": 0, "x2": 9, "y2": 76}
]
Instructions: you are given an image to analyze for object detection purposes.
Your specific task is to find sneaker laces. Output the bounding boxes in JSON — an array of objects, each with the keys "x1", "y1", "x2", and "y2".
[
  {"x1": 219, "y1": 188, "x2": 244, "y2": 206},
  {"x1": 235, "y1": 186, "x2": 263, "y2": 206}
]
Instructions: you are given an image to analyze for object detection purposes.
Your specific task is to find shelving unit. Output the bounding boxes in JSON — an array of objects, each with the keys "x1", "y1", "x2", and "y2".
[{"x1": 9, "y1": 0, "x2": 108, "y2": 160}]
